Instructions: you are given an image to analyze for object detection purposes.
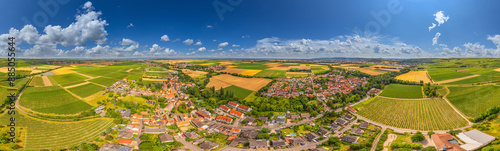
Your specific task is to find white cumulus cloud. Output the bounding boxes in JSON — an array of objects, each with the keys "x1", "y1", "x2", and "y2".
[
  {"x1": 183, "y1": 39, "x2": 194, "y2": 45},
  {"x1": 161, "y1": 35, "x2": 170, "y2": 41},
  {"x1": 218, "y1": 42, "x2": 229, "y2": 48},
  {"x1": 432, "y1": 32, "x2": 441, "y2": 45}
]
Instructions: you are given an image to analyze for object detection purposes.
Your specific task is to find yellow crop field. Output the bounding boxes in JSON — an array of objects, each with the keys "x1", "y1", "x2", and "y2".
[
  {"x1": 238, "y1": 70, "x2": 262, "y2": 76},
  {"x1": 206, "y1": 74, "x2": 272, "y2": 91},
  {"x1": 181, "y1": 69, "x2": 207, "y2": 78},
  {"x1": 218, "y1": 67, "x2": 246, "y2": 74},
  {"x1": 396, "y1": 71, "x2": 432, "y2": 83},
  {"x1": 51, "y1": 67, "x2": 76, "y2": 75}
]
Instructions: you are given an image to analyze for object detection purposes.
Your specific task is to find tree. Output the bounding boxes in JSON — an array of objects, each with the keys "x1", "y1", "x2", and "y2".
[
  {"x1": 411, "y1": 131, "x2": 425, "y2": 142},
  {"x1": 427, "y1": 131, "x2": 435, "y2": 137}
]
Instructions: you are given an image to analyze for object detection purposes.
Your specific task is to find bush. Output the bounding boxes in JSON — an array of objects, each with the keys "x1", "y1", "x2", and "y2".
[{"x1": 411, "y1": 131, "x2": 425, "y2": 142}]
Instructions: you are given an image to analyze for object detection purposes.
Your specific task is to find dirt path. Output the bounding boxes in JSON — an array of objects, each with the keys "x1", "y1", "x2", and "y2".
[
  {"x1": 60, "y1": 86, "x2": 84, "y2": 100},
  {"x1": 75, "y1": 72, "x2": 95, "y2": 79},
  {"x1": 494, "y1": 68, "x2": 500, "y2": 72},
  {"x1": 64, "y1": 82, "x2": 90, "y2": 89},
  {"x1": 434, "y1": 74, "x2": 480, "y2": 84},
  {"x1": 126, "y1": 68, "x2": 133, "y2": 72},
  {"x1": 382, "y1": 134, "x2": 397, "y2": 151},
  {"x1": 42, "y1": 76, "x2": 52, "y2": 86}
]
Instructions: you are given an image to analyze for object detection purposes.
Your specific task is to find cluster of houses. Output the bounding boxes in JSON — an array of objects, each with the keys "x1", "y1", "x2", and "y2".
[
  {"x1": 106, "y1": 76, "x2": 195, "y2": 101},
  {"x1": 261, "y1": 71, "x2": 368, "y2": 101}
]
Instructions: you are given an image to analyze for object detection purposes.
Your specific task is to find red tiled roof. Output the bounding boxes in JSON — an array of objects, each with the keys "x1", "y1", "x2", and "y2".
[
  {"x1": 117, "y1": 139, "x2": 133, "y2": 144},
  {"x1": 230, "y1": 110, "x2": 243, "y2": 117},
  {"x1": 216, "y1": 116, "x2": 233, "y2": 123}
]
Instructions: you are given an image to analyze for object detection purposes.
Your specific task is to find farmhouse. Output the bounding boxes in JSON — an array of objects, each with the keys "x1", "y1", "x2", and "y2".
[
  {"x1": 431, "y1": 133, "x2": 465, "y2": 151},
  {"x1": 456, "y1": 129, "x2": 495, "y2": 151},
  {"x1": 158, "y1": 134, "x2": 174, "y2": 143},
  {"x1": 249, "y1": 140, "x2": 268, "y2": 149}
]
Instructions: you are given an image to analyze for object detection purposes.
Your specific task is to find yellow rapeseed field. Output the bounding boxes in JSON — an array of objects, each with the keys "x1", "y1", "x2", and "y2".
[{"x1": 238, "y1": 70, "x2": 262, "y2": 76}]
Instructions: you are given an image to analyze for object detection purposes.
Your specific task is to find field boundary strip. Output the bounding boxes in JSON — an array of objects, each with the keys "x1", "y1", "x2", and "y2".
[
  {"x1": 434, "y1": 74, "x2": 480, "y2": 84},
  {"x1": 63, "y1": 81, "x2": 90, "y2": 89}
]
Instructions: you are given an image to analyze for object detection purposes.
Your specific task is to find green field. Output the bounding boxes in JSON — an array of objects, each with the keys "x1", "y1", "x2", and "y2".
[
  {"x1": 60, "y1": 80, "x2": 88, "y2": 87},
  {"x1": 47, "y1": 73, "x2": 89, "y2": 85},
  {"x1": 223, "y1": 85, "x2": 254, "y2": 100},
  {"x1": 447, "y1": 85, "x2": 500, "y2": 117},
  {"x1": 233, "y1": 62, "x2": 271, "y2": 70},
  {"x1": 379, "y1": 84, "x2": 423, "y2": 98},
  {"x1": 354, "y1": 97, "x2": 468, "y2": 130},
  {"x1": 446, "y1": 75, "x2": 500, "y2": 85},
  {"x1": 19, "y1": 86, "x2": 92, "y2": 114},
  {"x1": 427, "y1": 68, "x2": 473, "y2": 82},
  {"x1": 88, "y1": 77, "x2": 119, "y2": 86},
  {"x1": 254, "y1": 70, "x2": 286, "y2": 78},
  {"x1": 67, "y1": 83, "x2": 105, "y2": 98},
  {"x1": 29, "y1": 76, "x2": 44, "y2": 87},
  {"x1": 0, "y1": 112, "x2": 113, "y2": 150},
  {"x1": 0, "y1": 77, "x2": 30, "y2": 89}
]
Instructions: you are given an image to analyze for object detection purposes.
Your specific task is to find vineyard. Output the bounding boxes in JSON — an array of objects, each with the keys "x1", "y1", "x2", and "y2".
[
  {"x1": 355, "y1": 97, "x2": 468, "y2": 130},
  {"x1": 0, "y1": 112, "x2": 113, "y2": 150}
]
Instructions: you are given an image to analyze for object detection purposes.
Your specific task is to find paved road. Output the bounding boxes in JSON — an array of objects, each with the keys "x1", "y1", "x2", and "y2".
[
  {"x1": 176, "y1": 136, "x2": 202, "y2": 151},
  {"x1": 370, "y1": 128, "x2": 386, "y2": 151}
]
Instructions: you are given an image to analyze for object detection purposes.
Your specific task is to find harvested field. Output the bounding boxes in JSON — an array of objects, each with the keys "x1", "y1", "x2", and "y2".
[
  {"x1": 238, "y1": 70, "x2": 261, "y2": 76},
  {"x1": 41, "y1": 76, "x2": 52, "y2": 86},
  {"x1": 51, "y1": 67, "x2": 76, "y2": 75},
  {"x1": 30, "y1": 70, "x2": 44, "y2": 74},
  {"x1": 395, "y1": 71, "x2": 432, "y2": 84},
  {"x1": 435, "y1": 74, "x2": 480, "y2": 84},
  {"x1": 218, "y1": 68, "x2": 247, "y2": 74},
  {"x1": 181, "y1": 69, "x2": 207, "y2": 78},
  {"x1": 357, "y1": 68, "x2": 385, "y2": 75},
  {"x1": 206, "y1": 74, "x2": 272, "y2": 91}
]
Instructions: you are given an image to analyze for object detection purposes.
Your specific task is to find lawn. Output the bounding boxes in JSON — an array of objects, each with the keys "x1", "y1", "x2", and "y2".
[
  {"x1": 19, "y1": 86, "x2": 92, "y2": 114},
  {"x1": 67, "y1": 83, "x2": 105, "y2": 98},
  {"x1": 354, "y1": 97, "x2": 468, "y2": 130},
  {"x1": 254, "y1": 70, "x2": 286, "y2": 78},
  {"x1": 233, "y1": 62, "x2": 271, "y2": 70},
  {"x1": 88, "y1": 77, "x2": 119, "y2": 86},
  {"x1": 0, "y1": 112, "x2": 113, "y2": 150},
  {"x1": 47, "y1": 73, "x2": 89, "y2": 85},
  {"x1": 379, "y1": 84, "x2": 423, "y2": 99},
  {"x1": 447, "y1": 85, "x2": 500, "y2": 117},
  {"x1": 223, "y1": 85, "x2": 254, "y2": 100}
]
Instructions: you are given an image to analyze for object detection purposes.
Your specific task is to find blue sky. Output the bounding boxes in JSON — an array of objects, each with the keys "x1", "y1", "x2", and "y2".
[{"x1": 1, "y1": 0, "x2": 499, "y2": 58}]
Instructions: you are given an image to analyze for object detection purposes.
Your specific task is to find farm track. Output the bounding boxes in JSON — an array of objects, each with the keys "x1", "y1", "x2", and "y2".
[
  {"x1": 434, "y1": 74, "x2": 480, "y2": 84},
  {"x1": 63, "y1": 81, "x2": 90, "y2": 89},
  {"x1": 41, "y1": 76, "x2": 52, "y2": 86}
]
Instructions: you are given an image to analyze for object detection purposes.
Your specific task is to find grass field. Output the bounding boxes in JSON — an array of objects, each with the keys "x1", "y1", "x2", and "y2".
[
  {"x1": 67, "y1": 83, "x2": 105, "y2": 98},
  {"x1": 88, "y1": 77, "x2": 119, "y2": 86},
  {"x1": 447, "y1": 85, "x2": 500, "y2": 117},
  {"x1": 47, "y1": 73, "x2": 89, "y2": 85},
  {"x1": 223, "y1": 85, "x2": 254, "y2": 100},
  {"x1": 354, "y1": 97, "x2": 468, "y2": 130},
  {"x1": 446, "y1": 75, "x2": 500, "y2": 85},
  {"x1": 0, "y1": 78, "x2": 30, "y2": 89},
  {"x1": 379, "y1": 84, "x2": 423, "y2": 98},
  {"x1": 427, "y1": 68, "x2": 473, "y2": 82},
  {"x1": 254, "y1": 70, "x2": 286, "y2": 78},
  {"x1": 19, "y1": 86, "x2": 92, "y2": 114},
  {"x1": 0, "y1": 112, "x2": 113, "y2": 150},
  {"x1": 29, "y1": 76, "x2": 44, "y2": 86}
]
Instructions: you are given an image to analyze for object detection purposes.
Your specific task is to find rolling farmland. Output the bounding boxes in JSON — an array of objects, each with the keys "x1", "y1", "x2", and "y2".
[
  {"x1": 47, "y1": 73, "x2": 89, "y2": 85},
  {"x1": 379, "y1": 84, "x2": 423, "y2": 98},
  {"x1": 206, "y1": 74, "x2": 272, "y2": 91},
  {"x1": 447, "y1": 85, "x2": 500, "y2": 117},
  {"x1": 0, "y1": 112, "x2": 113, "y2": 150},
  {"x1": 19, "y1": 86, "x2": 92, "y2": 114},
  {"x1": 67, "y1": 83, "x2": 105, "y2": 98},
  {"x1": 354, "y1": 97, "x2": 468, "y2": 130},
  {"x1": 88, "y1": 77, "x2": 119, "y2": 86}
]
